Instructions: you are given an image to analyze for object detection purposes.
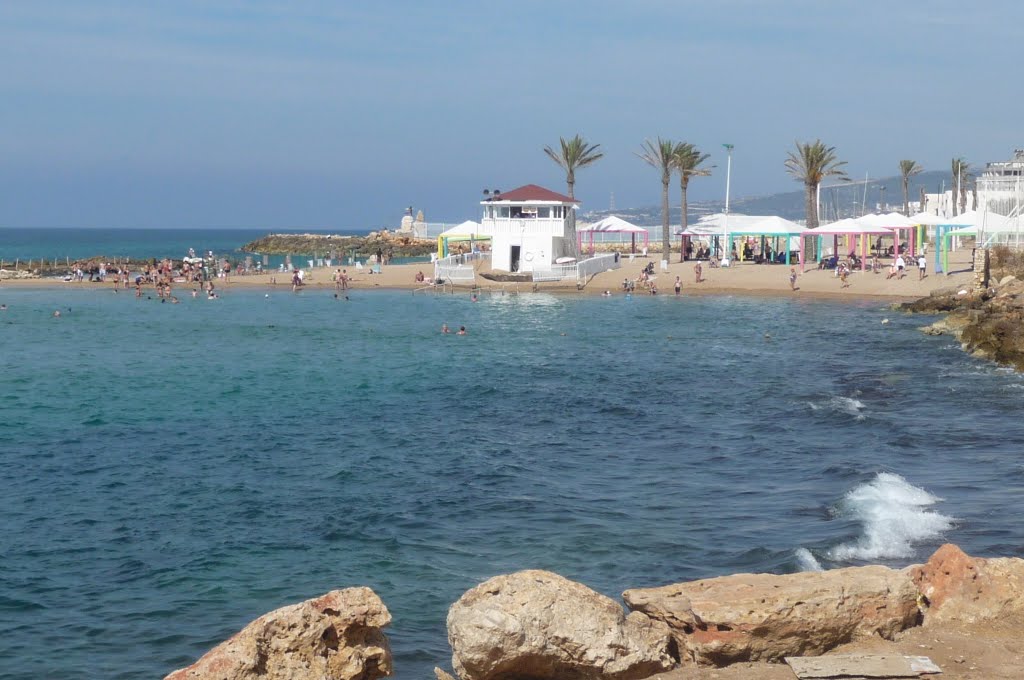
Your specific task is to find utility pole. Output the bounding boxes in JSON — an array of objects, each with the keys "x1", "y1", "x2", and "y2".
[{"x1": 722, "y1": 143, "x2": 734, "y2": 259}]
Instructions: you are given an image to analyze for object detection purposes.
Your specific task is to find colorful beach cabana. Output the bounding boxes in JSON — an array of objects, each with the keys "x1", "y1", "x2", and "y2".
[
  {"x1": 935, "y1": 210, "x2": 1017, "y2": 273},
  {"x1": 856, "y1": 212, "x2": 919, "y2": 257},
  {"x1": 577, "y1": 215, "x2": 649, "y2": 255},
  {"x1": 811, "y1": 218, "x2": 893, "y2": 271},
  {"x1": 694, "y1": 214, "x2": 808, "y2": 267}
]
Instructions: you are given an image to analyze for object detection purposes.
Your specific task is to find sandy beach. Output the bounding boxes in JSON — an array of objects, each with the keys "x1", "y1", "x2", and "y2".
[{"x1": 0, "y1": 249, "x2": 978, "y2": 301}]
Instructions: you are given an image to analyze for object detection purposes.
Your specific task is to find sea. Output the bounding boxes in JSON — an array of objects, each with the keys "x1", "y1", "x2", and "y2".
[{"x1": 2, "y1": 229, "x2": 1024, "y2": 680}]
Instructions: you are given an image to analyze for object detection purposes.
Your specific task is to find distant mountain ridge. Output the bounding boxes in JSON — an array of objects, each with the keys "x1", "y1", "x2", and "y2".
[{"x1": 583, "y1": 170, "x2": 951, "y2": 225}]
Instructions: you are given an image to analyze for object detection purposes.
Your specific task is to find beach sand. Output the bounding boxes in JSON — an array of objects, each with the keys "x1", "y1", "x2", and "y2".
[{"x1": 0, "y1": 250, "x2": 977, "y2": 300}]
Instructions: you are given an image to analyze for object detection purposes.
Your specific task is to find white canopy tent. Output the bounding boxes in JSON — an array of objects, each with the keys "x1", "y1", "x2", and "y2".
[
  {"x1": 437, "y1": 220, "x2": 488, "y2": 258},
  {"x1": 692, "y1": 214, "x2": 807, "y2": 266},
  {"x1": 577, "y1": 215, "x2": 650, "y2": 254},
  {"x1": 811, "y1": 218, "x2": 894, "y2": 271}
]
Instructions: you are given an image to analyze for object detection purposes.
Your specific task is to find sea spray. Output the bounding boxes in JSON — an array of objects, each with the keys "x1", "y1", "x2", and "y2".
[
  {"x1": 794, "y1": 548, "x2": 824, "y2": 572},
  {"x1": 828, "y1": 473, "x2": 954, "y2": 561}
]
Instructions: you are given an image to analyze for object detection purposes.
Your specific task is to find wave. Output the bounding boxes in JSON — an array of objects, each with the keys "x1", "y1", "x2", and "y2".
[
  {"x1": 828, "y1": 472, "x2": 954, "y2": 562},
  {"x1": 794, "y1": 547, "x2": 824, "y2": 572},
  {"x1": 807, "y1": 396, "x2": 866, "y2": 421}
]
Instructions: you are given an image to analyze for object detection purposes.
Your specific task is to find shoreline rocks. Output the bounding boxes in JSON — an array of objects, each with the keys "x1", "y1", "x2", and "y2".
[
  {"x1": 163, "y1": 545, "x2": 1024, "y2": 679},
  {"x1": 163, "y1": 587, "x2": 392, "y2": 680},
  {"x1": 901, "y1": 276, "x2": 1024, "y2": 371},
  {"x1": 446, "y1": 570, "x2": 676, "y2": 680},
  {"x1": 623, "y1": 565, "x2": 920, "y2": 666},
  {"x1": 241, "y1": 232, "x2": 436, "y2": 258}
]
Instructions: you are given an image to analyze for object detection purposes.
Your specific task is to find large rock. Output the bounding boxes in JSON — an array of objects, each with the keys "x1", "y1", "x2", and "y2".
[
  {"x1": 911, "y1": 543, "x2": 1024, "y2": 625},
  {"x1": 447, "y1": 570, "x2": 676, "y2": 680},
  {"x1": 164, "y1": 587, "x2": 392, "y2": 680},
  {"x1": 623, "y1": 565, "x2": 919, "y2": 666}
]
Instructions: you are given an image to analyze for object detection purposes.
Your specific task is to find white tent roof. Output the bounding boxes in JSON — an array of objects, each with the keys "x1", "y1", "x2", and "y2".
[
  {"x1": 694, "y1": 213, "x2": 806, "y2": 235},
  {"x1": 812, "y1": 218, "x2": 893, "y2": 235},
  {"x1": 947, "y1": 226, "x2": 977, "y2": 236},
  {"x1": 944, "y1": 211, "x2": 1017, "y2": 231},
  {"x1": 909, "y1": 211, "x2": 947, "y2": 226},
  {"x1": 439, "y1": 220, "x2": 481, "y2": 237},
  {"x1": 857, "y1": 212, "x2": 918, "y2": 228},
  {"x1": 578, "y1": 215, "x2": 648, "y2": 234}
]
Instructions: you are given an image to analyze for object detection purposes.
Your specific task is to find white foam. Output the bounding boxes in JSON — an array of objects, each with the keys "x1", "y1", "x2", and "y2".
[
  {"x1": 794, "y1": 547, "x2": 824, "y2": 572},
  {"x1": 808, "y1": 396, "x2": 865, "y2": 420},
  {"x1": 828, "y1": 472, "x2": 954, "y2": 562}
]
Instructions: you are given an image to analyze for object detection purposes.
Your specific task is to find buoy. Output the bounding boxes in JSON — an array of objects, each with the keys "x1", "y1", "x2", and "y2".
[{"x1": 881, "y1": 318, "x2": 890, "y2": 324}]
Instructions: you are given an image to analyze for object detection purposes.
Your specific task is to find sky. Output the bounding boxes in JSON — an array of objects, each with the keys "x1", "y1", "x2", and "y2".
[{"x1": 2, "y1": 0, "x2": 1022, "y2": 229}]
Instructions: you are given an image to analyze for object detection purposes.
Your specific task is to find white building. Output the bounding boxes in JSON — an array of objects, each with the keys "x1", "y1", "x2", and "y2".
[{"x1": 478, "y1": 184, "x2": 578, "y2": 272}]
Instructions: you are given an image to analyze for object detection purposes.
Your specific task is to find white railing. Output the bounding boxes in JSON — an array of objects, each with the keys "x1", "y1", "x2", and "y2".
[
  {"x1": 576, "y1": 253, "x2": 620, "y2": 281},
  {"x1": 531, "y1": 253, "x2": 621, "y2": 284},
  {"x1": 434, "y1": 252, "x2": 490, "y2": 285},
  {"x1": 482, "y1": 218, "x2": 565, "y2": 237}
]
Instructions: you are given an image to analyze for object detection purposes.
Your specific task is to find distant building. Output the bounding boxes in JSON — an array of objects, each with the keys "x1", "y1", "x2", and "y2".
[
  {"x1": 977, "y1": 149, "x2": 1024, "y2": 217},
  {"x1": 479, "y1": 184, "x2": 579, "y2": 272}
]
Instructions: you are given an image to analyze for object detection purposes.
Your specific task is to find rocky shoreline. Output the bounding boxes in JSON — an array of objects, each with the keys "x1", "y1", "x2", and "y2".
[
  {"x1": 899, "y1": 275, "x2": 1024, "y2": 371},
  {"x1": 163, "y1": 544, "x2": 1024, "y2": 679},
  {"x1": 240, "y1": 231, "x2": 436, "y2": 259}
]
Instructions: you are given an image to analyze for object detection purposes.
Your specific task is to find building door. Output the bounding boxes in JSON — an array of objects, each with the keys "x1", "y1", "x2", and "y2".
[{"x1": 510, "y1": 245, "x2": 521, "y2": 272}]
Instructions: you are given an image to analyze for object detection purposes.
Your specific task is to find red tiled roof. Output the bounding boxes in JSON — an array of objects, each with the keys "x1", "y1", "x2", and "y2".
[{"x1": 483, "y1": 184, "x2": 578, "y2": 204}]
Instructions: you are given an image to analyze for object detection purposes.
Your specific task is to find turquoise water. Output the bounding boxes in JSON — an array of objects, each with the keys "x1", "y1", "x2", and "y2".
[{"x1": 2, "y1": 287, "x2": 1024, "y2": 679}]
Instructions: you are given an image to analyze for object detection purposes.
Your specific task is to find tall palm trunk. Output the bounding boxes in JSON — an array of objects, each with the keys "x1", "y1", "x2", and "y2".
[
  {"x1": 803, "y1": 183, "x2": 818, "y2": 261},
  {"x1": 566, "y1": 178, "x2": 579, "y2": 259},
  {"x1": 902, "y1": 177, "x2": 910, "y2": 216},
  {"x1": 661, "y1": 178, "x2": 670, "y2": 260}
]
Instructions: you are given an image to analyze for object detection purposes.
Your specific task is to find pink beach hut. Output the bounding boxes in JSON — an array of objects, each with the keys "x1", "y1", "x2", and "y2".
[
  {"x1": 577, "y1": 215, "x2": 650, "y2": 255},
  {"x1": 856, "y1": 212, "x2": 919, "y2": 257}
]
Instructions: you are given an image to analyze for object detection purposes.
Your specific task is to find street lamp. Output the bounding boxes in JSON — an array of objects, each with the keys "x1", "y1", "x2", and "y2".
[{"x1": 722, "y1": 143, "x2": 734, "y2": 259}]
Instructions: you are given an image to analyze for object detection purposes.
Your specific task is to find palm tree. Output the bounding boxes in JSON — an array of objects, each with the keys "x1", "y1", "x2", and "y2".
[
  {"x1": 785, "y1": 140, "x2": 847, "y2": 263},
  {"x1": 898, "y1": 160, "x2": 923, "y2": 215},
  {"x1": 637, "y1": 138, "x2": 677, "y2": 260},
  {"x1": 671, "y1": 143, "x2": 712, "y2": 261},
  {"x1": 785, "y1": 140, "x2": 848, "y2": 229},
  {"x1": 543, "y1": 135, "x2": 603, "y2": 259},
  {"x1": 950, "y1": 158, "x2": 970, "y2": 216}
]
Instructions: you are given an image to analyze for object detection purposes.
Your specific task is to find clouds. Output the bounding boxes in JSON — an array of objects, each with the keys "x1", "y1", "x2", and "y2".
[{"x1": 1, "y1": 1, "x2": 1022, "y2": 227}]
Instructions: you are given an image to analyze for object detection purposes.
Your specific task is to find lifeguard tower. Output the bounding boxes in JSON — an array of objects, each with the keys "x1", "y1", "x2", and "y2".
[{"x1": 479, "y1": 184, "x2": 578, "y2": 272}]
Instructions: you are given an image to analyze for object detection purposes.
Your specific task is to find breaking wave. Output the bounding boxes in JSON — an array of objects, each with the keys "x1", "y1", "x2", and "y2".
[
  {"x1": 828, "y1": 473, "x2": 954, "y2": 561},
  {"x1": 794, "y1": 547, "x2": 824, "y2": 572},
  {"x1": 807, "y1": 396, "x2": 866, "y2": 421}
]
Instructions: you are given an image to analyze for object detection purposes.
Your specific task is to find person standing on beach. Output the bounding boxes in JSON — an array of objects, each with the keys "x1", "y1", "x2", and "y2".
[
  {"x1": 333, "y1": 269, "x2": 343, "y2": 291},
  {"x1": 917, "y1": 253, "x2": 927, "y2": 280},
  {"x1": 789, "y1": 267, "x2": 798, "y2": 291},
  {"x1": 895, "y1": 253, "x2": 906, "y2": 279},
  {"x1": 694, "y1": 261, "x2": 703, "y2": 283},
  {"x1": 340, "y1": 269, "x2": 349, "y2": 291},
  {"x1": 674, "y1": 276, "x2": 682, "y2": 295}
]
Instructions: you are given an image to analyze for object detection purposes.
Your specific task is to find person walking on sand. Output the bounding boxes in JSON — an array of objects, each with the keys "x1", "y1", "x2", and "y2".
[
  {"x1": 917, "y1": 253, "x2": 927, "y2": 280},
  {"x1": 789, "y1": 267, "x2": 798, "y2": 291},
  {"x1": 840, "y1": 264, "x2": 850, "y2": 288},
  {"x1": 895, "y1": 253, "x2": 906, "y2": 279},
  {"x1": 674, "y1": 276, "x2": 682, "y2": 296}
]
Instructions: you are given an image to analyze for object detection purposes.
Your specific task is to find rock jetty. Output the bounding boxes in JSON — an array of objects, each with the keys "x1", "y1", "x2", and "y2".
[
  {"x1": 165, "y1": 545, "x2": 1024, "y2": 679},
  {"x1": 240, "y1": 231, "x2": 435, "y2": 258},
  {"x1": 901, "y1": 275, "x2": 1024, "y2": 370}
]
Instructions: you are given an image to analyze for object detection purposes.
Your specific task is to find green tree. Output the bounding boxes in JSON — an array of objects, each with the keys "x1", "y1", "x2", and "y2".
[
  {"x1": 785, "y1": 140, "x2": 847, "y2": 263},
  {"x1": 950, "y1": 158, "x2": 971, "y2": 216},
  {"x1": 543, "y1": 135, "x2": 603, "y2": 259},
  {"x1": 671, "y1": 143, "x2": 712, "y2": 261},
  {"x1": 898, "y1": 160, "x2": 923, "y2": 216},
  {"x1": 637, "y1": 137, "x2": 677, "y2": 260}
]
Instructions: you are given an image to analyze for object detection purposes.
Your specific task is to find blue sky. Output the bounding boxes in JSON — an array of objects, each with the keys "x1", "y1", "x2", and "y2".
[{"x1": 1, "y1": 1, "x2": 1020, "y2": 229}]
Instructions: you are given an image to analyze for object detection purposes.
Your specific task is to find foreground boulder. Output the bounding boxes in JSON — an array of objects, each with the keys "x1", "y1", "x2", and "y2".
[
  {"x1": 447, "y1": 570, "x2": 676, "y2": 680},
  {"x1": 911, "y1": 543, "x2": 1024, "y2": 625},
  {"x1": 623, "y1": 565, "x2": 919, "y2": 666},
  {"x1": 164, "y1": 587, "x2": 392, "y2": 680}
]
